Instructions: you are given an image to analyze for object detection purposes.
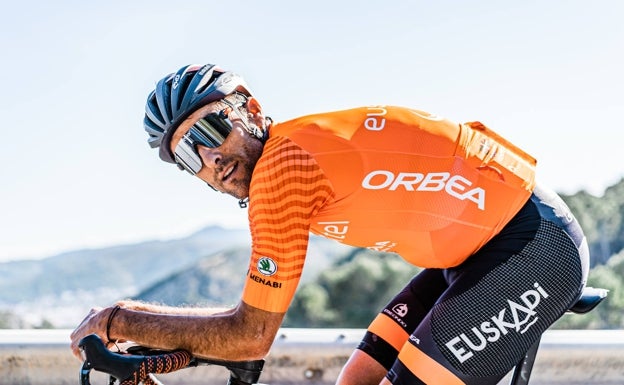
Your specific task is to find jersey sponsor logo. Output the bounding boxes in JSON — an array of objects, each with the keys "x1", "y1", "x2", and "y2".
[
  {"x1": 364, "y1": 106, "x2": 387, "y2": 131},
  {"x1": 362, "y1": 170, "x2": 486, "y2": 210},
  {"x1": 257, "y1": 257, "x2": 277, "y2": 276},
  {"x1": 318, "y1": 221, "x2": 349, "y2": 241},
  {"x1": 382, "y1": 304, "x2": 407, "y2": 329},
  {"x1": 444, "y1": 282, "x2": 549, "y2": 363},
  {"x1": 393, "y1": 303, "x2": 409, "y2": 317},
  {"x1": 364, "y1": 106, "x2": 444, "y2": 132},
  {"x1": 367, "y1": 240, "x2": 397, "y2": 252},
  {"x1": 248, "y1": 257, "x2": 281, "y2": 289},
  {"x1": 248, "y1": 271, "x2": 283, "y2": 289}
]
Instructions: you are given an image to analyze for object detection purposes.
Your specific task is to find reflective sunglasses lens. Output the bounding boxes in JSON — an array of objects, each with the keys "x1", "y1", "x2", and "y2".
[
  {"x1": 174, "y1": 133, "x2": 203, "y2": 175},
  {"x1": 192, "y1": 113, "x2": 233, "y2": 148},
  {"x1": 173, "y1": 112, "x2": 234, "y2": 175}
]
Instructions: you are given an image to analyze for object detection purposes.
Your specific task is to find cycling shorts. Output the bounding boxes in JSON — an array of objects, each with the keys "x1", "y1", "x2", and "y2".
[{"x1": 357, "y1": 184, "x2": 589, "y2": 385}]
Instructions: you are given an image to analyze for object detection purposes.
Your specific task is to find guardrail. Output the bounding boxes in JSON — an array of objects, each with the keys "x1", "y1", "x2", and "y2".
[{"x1": 1, "y1": 329, "x2": 624, "y2": 385}]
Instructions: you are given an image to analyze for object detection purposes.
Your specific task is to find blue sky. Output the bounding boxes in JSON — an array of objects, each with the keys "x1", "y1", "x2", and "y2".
[{"x1": 1, "y1": 0, "x2": 622, "y2": 261}]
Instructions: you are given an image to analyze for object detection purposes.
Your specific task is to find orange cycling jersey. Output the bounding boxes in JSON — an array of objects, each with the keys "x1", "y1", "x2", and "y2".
[{"x1": 241, "y1": 106, "x2": 537, "y2": 312}]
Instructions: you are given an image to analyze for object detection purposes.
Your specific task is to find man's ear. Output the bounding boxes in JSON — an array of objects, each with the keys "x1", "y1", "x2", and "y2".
[{"x1": 246, "y1": 97, "x2": 263, "y2": 115}]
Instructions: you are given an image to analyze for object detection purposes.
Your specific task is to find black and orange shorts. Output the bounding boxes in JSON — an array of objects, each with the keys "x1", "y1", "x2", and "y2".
[{"x1": 357, "y1": 184, "x2": 589, "y2": 385}]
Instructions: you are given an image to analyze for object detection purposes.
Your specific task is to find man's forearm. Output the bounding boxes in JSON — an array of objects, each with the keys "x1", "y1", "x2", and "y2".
[
  {"x1": 115, "y1": 299, "x2": 234, "y2": 316},
  {"x1": 107, "y1": 301, "x2": 284, "y2": 361}
]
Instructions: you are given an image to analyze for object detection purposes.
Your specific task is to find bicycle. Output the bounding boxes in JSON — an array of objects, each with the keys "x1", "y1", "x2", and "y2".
[{"x1": 78, "y1": 286, "x2": 607, "y2": 385}]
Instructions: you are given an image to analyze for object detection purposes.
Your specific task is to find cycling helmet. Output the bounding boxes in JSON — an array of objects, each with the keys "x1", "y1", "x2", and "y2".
[{"x1": 144, "y1": 64, "x2": 253, "y2": 163}]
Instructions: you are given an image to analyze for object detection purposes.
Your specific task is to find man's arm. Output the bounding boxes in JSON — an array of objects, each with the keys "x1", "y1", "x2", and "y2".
[
  {"x1": 114, "y1": 299, "x2": 234, "y2": 316},
  {"x1": 69, "y1": 300, "x2": 284, "y2": 361}
]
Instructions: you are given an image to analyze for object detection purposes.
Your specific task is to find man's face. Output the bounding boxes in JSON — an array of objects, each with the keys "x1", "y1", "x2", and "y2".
[{"x1": 169, "y1": 102, "x2": 264, "y2": 199}]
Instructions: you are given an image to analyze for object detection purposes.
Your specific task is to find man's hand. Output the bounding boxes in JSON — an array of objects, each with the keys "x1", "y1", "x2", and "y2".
[{"x1": 69, "y1": 306, "x2": 114, "y2": 360}]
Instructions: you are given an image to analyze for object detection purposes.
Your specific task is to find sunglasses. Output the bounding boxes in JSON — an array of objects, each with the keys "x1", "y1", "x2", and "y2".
[{"x1": 174, "y1": 111, "x2": 234, "y2": 175}]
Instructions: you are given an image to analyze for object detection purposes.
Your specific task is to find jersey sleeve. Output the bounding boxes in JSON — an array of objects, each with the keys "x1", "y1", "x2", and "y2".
[{"x1": 241, "y1": 136, "x2": 334, "y2": 312}]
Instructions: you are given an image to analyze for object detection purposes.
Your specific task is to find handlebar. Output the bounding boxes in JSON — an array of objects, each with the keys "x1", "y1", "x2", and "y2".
[{"x1": 78, "y1": 334, "x2": 265, "y2": 385}]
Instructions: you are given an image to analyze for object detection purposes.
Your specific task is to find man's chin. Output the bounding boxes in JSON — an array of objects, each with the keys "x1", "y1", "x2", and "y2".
[{"x1": 228, "y1": 190, "x2": 249, "y2": 200}]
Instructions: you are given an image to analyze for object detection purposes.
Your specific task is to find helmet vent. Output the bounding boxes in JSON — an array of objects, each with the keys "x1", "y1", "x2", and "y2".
[{"x1": 196, "y1": 69, "x2": 223, "y2": 94}]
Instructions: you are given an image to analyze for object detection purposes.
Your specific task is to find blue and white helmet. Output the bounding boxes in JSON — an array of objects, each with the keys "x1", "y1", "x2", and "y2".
[{"x1": 143, "y1": 64, "x2": 253, "y2": 163}]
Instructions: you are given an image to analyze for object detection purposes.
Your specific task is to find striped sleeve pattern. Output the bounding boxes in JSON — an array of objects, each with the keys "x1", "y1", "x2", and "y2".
[{"x1": 241, "y1": 136, "x2": 334, "y2": 312}]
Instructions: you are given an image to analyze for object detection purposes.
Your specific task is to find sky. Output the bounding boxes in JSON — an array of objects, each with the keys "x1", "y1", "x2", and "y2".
[{"x1": 0, "y1": 0, "x2": 622, "y2": 262}]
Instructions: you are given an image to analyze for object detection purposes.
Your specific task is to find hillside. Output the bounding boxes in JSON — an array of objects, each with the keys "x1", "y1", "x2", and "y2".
[
  {"x1": 560, "y1": 177, "x2": 624, "y2": 265},
  {"x1": 0, "y1": 226, "x2": 251, "y2": 304},
  {"x1": 133, "y1": 239, "x2": 354, "y2": 307},
  {"x1": 0, "y1": 226, "x2": 353, "y2": 328}
]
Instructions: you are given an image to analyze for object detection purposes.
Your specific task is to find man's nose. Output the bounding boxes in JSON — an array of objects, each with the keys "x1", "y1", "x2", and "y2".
[{"x1": 198, "y1": 146, "x2": 222, "y2": 168}]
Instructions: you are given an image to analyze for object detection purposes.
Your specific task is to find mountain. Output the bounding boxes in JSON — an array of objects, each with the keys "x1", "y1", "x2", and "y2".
[
  {"x1": 0, "y1": 226, "x2": 250, "y2": 327},
  {"x1": 133, "y1": 237, "x2": 352, "y2": 307},
  {"x1": 0, "y1": 226, "x2": 353, "y2": 328},
  {"x1": 134, "y1": 247, "x2": 251, "y2": 307},
  {"x1": 0, "y1": 226, "x2": 251, "y2": 304}
]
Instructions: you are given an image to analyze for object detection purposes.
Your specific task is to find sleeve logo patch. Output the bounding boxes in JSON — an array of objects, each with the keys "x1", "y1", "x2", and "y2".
[{"x1": 257, "y1": 257, "x2": 278, "y2": 276}]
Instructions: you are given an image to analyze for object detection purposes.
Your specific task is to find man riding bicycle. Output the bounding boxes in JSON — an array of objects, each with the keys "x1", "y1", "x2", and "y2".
[{"x1": 70, "y1": 64, "x2": 589, "y2": 385}]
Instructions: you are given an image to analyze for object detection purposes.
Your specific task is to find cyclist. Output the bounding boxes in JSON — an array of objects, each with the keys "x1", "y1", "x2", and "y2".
[{"x1": 70, "y1": 64, "x2": 590, "y2": 385}]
